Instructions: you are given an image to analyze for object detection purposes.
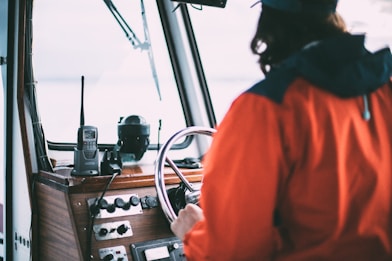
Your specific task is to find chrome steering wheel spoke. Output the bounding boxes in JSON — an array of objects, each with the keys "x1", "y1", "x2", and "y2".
[{"x1": 154, "y1": 126, "x2": 216, "y2": 224}]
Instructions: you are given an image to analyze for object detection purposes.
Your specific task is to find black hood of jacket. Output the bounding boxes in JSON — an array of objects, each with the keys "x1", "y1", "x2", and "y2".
[{"x1": 248, "y1": 34, "x2": 392, "y2": 102}]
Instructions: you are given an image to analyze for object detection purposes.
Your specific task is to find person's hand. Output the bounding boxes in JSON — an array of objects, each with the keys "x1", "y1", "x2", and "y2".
[{"x1": 171, "y1": 203, "x2": 204, "y2": 240}]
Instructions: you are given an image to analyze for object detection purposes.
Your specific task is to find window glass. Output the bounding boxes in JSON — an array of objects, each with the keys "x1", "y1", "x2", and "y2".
[
  {"x1": 32, "y1": 0, "x2": 392, "y2": 145},
  {"x1": 189, "y1": 0, "x2": 392, "y2": 124},
  {"x1": 32, "y1": 0, "x2": 186, "y2": 145},
  {"x1": 188, "y1": 1, "x2": 262, "y2": 122},
  {"x1": 338, "y1": 0, "x2": 392, "y2": 51}
]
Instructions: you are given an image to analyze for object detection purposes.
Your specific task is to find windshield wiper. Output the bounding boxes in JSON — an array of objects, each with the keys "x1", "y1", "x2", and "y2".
[{"x1": 102, "y1": 0, "x2": 162, "y2": 100}]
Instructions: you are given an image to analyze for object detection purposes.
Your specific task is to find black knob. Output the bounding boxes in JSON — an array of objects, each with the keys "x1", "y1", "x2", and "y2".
[
  {"x1": 99, "y1": 228, "x2": 108, "y2": 237},
  {"x1": 99, "y1": 199, "x2": 109, "y2": 209},
  {"x1": 115, "y1": 197, "x2": 130, "y2": 210},
  {"x1": 103, "y1": 253, "x2": 114, "y2": 261},
  {"x1": 107, "y1": 204, "x2": 116, "y2": 213},
  {"x1": 145, "y1": 196, "x2": 158, "y2": 208},
  {"x1": 114, "y1": 198, "x2": 125, "y2": 208},
  {"x1": 117, "y1": 224, "x2": 128, "y2": 235},
  {"x1": 130, "y1": 196, "x2": 140, "y2": 206}
]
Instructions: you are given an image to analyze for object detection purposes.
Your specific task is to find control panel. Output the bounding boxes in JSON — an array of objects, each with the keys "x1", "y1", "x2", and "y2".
[
  {"x1": 131, "y1": 237, "x2": 185, "y2": 261},
  {"x1": 85, "y1": 192, "x2": 185, "y2": 260},
  {"x1": 87, "y1": 193, "x2": 143, "y2": 219},
  {"x1": 99, "y1": 246, "x2": 128, "y2": 261},
  {"x1": 36, "y1": 165, "x2": 203, "y2": 260},
  {"x1": 94, "y1": 220, "x2": 133, "y2": 241}
]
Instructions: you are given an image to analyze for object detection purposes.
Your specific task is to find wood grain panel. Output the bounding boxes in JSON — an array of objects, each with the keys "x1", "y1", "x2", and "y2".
[
  {"x1": 35, "y1": 164, "x2": 203, "y2": 260},
  {"x1": 35, "y1": 182, "x2": 83, "y2": 260}
]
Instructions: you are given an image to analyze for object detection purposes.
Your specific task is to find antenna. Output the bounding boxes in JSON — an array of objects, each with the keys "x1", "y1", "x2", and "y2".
[
  {"x1": 80, "y1": 75, "x2": 85, "y2": 126},
  {"x1": 72, "y1": 75, "x2": 99, "y2": 176}
]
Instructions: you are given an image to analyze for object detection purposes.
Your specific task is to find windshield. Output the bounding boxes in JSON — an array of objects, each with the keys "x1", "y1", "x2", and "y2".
[
  {"x1": 189, "y1": 0, "x2": 392, "y2": 121},
  {"x1": 33, "y1": 0, "x2": 185, "y2": 145},
  {"x1": 32, "y1": 0, "x2": 392, "y2": 148}
]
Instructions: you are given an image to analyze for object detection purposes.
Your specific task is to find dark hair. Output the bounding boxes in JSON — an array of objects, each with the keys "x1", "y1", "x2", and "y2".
[{"x1": 251, "y1": 4, "x2": 347, "y2": 74}]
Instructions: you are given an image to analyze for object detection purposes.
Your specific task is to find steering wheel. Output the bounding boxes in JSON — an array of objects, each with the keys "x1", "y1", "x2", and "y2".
[{"x1": 154, "y1": 126, "x2": 216, "y2": 224}]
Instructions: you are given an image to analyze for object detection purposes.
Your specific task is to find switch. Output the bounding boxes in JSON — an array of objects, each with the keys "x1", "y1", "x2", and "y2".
[
  {"x1": 146, "y1": 196, "x2": 158, "y2": 208},
  {"x1": 99, "y1": 228, "x2": 109, "y2": 237},
  {"x1": 103, "y1": 253, "x2": 114, "y2": 261},
  {"x1": 117, "y1": 224, "x2": 128, "y2": 235},
  {"x1": 169, "y1": 242, "x2": 180, "y2": 252}
]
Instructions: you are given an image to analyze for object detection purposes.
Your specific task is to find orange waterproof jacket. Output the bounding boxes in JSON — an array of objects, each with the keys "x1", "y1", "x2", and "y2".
[{"x1": 183, "y1": 34, "x2": 392, "y2": 260}]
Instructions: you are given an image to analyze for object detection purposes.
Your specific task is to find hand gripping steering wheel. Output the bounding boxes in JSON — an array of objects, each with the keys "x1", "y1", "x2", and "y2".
[{"x1": 154, "y1": 126, "x2": 216, "y2": 223}]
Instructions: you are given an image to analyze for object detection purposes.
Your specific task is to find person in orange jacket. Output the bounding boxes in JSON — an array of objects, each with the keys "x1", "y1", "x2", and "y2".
[{"x1": 171, "y1": 0, "x2": 392, "y2": 260}]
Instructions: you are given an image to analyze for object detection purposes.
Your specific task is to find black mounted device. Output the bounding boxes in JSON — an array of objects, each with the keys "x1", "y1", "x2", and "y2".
[
  {"x1": 71, "y1": 76, "x2": 99, "y2": 176},
  {"x1": 170, "y1": 0, "x2": 227, "y2": 8},
  {"x1": 115, "y1": 115, "x2": 150, "y2": 162}
]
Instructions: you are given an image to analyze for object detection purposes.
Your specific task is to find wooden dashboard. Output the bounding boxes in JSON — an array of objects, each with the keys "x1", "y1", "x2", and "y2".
[{"x1": 34, "y1": 164, "x2": 202, "y2": 261}]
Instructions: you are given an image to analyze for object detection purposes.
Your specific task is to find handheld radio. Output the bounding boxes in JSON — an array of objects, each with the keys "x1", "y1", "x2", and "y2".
[{"x1": 71, "y1": 76, "x2": 99, "y2": 176}]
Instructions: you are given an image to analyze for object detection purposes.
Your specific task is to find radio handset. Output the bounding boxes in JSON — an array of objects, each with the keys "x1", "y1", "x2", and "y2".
[
  {"x1": 77, "y1": 126, "x2": 98, "y2": 159},
  {"x1": 71, "y1": 76, "x2": 99, "y2": 176}
]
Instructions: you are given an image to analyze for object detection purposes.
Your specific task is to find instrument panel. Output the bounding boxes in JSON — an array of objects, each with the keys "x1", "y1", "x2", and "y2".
[{"x1": 34, "y1": 165, "x2": 202, "y2": 260}]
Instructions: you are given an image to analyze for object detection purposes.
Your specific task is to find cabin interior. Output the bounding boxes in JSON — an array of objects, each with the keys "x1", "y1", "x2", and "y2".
[{"x1": 0, "y1": 0, "x2": 391, "y2": 260}]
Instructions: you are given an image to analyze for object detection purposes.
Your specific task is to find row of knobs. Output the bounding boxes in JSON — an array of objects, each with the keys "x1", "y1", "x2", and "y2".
[{"x1": 99, "y1": 196, "x2": 140, "y2": 213}]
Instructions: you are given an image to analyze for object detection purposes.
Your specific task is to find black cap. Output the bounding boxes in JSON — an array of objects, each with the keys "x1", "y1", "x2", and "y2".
[{"x1": 261, "y1": 0, "x2": 338, "y2": 14}]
